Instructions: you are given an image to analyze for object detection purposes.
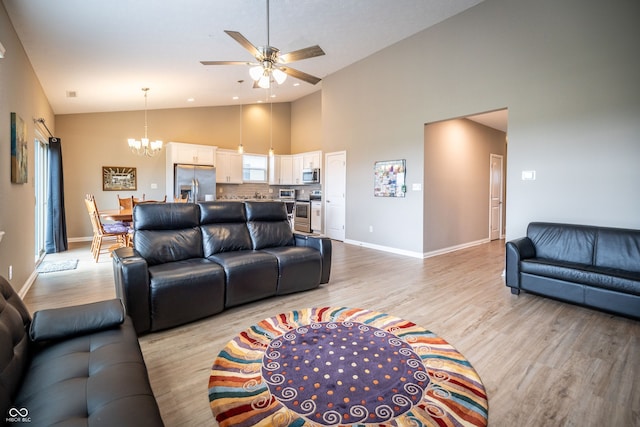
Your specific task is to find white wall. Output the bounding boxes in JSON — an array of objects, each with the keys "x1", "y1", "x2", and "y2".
[{"x1": 322, "y1": 0, "x2": 640, "y2": 253}]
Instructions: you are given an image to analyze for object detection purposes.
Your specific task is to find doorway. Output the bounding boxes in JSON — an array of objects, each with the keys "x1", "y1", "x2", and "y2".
[
  {"x1": 489, "y1": 153, "x2": 504, "y2": 240},
  {"x1": 324, "y1": 151, "x2": 346, "y2": 241}
]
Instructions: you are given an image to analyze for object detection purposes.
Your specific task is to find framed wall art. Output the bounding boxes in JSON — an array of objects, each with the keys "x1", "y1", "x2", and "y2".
[
  {"x1": 102, "y1": 166, "x2": 137, "y2": 191},
  {"x1": 374, "y1": 159, "x2": 406, "y2": 198},
  {"x1": 10, "y1": 112, "x2": 28, "y2": 184}
]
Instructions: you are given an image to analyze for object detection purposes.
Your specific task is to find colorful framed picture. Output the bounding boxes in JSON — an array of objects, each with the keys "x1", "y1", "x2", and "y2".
[
  {"x1": 374, "y1": 159, "x2": 406, "y2": 198},
  {"x1": 10, "y1": 112, "x2": 28, "y2": 184},
  {"x1": 102, "y1": 166, "x2": 137, "y2": 191}
]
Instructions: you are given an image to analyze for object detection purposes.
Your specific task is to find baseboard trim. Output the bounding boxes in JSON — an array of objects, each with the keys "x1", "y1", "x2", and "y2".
[
  {"x1": 344, "y1": 237, "x2": 492, "y2": 259},
  {"x1": 18, "y1": 270, "x2": 39, "y2": 299},
  {"x1": 423, "y1": 238, "x2": 491, "y2": 258},
  {"x1": 343, "y1": 240, "x2": 425, "y2": 259},
  {"x1": 69, "y1": 236, "x2": 93, "y2": 243}
]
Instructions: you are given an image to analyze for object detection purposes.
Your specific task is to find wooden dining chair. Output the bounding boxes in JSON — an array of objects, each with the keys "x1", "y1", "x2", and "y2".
[
  {"x1": 117, "y1": 195, "x2": 140, "y2": 210},
  {"x1": 134, "y1": 195, "x2": 167, "y2": 205},
  {"x1": 174, "y1": 195, "x2": 188, "y2": 203},
  {"x1": 84, "y1": 194, "x2": 130, "y2": 262}
]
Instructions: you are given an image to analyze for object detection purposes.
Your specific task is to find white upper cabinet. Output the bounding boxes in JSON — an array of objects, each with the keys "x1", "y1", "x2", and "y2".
[
  {"x1": 216, "y1": 150, "x2": 243, "y2": 184},
  {"x1": 168, "y1": 142, "x2": 216, "y2": 165}
]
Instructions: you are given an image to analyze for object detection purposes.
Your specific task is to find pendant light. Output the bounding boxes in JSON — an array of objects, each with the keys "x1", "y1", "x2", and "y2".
[
  {"x1": 237, "y1": 104, "x2": 244, "y2": 154},
  {"x1": 127, "y1": 88, "x2": 163, "y2": 157},
  {"x1": 268, "y1": 101, "x2": 274, "y2": 157}
]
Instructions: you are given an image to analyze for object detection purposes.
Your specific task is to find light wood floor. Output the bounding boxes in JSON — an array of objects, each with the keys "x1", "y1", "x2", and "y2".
[{"x1": 25, "y1": 240, "x2": 640, "y2": 426}]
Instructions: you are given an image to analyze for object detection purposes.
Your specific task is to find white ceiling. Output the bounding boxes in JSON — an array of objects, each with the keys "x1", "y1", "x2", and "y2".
[{"x1": 4, "y1": 0, "x2": 484, "y2": 115}]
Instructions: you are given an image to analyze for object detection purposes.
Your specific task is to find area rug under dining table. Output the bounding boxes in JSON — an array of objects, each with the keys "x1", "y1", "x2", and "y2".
[{"x1": 209, "y1": 307, "x2": 488, "y2": 426}]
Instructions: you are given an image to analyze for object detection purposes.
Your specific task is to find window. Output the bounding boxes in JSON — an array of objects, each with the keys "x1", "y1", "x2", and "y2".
[{"x1": 243, "y1": 154, "x2": 267, "y2": 182}]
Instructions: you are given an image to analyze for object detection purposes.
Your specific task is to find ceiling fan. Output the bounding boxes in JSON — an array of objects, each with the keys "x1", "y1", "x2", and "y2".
[{"x1": 200, "y1": 0, "x2": 325, "y2": 89}]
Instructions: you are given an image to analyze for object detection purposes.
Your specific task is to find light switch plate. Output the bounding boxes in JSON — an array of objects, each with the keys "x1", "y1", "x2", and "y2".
[
  {"x1": 522, "y1": 170, "x2": 536, "y2": 181},
  {"x1": 412, "y1": 183, "x2": 422, "y2": 191}
]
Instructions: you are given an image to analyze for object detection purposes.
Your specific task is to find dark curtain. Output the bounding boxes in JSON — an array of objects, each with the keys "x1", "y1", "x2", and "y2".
[{"x1": 45, "y1": 137, "x2": 68, "y2": 253}]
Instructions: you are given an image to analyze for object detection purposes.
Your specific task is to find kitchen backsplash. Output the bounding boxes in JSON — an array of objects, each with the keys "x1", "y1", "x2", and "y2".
[{"x1": 217, "y1": 183, "x2": 321, "y2": 200}]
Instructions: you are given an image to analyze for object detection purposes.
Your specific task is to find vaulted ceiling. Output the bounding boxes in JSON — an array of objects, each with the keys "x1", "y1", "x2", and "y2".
[{"x1": 4, "y1": 0, "x2": 484, "y2": 114}]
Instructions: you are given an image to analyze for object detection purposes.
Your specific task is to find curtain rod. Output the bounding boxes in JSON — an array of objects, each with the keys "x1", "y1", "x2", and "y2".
[{"x1": 34, "y1": 117, "x2": 56, "y2": 140}]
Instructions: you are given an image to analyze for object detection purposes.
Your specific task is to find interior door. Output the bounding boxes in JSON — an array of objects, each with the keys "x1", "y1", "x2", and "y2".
[
  {"x1": 324, "y1": 151, "x2": 346, "y2": 241},
  {"x1": 489, "y1": 154, "x2": 504, "y2": 240}
]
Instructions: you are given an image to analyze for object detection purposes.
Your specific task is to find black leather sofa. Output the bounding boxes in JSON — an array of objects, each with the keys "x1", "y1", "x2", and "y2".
[
  {"x1": 506, "y1": 222, "x2": 640, "y2": 319},
  {"x1": 0, "y1": 275, "x2": 163, "y2": 426},
  {"x1": 112, "y1": 201, "x2": 332, "y2": 334}
]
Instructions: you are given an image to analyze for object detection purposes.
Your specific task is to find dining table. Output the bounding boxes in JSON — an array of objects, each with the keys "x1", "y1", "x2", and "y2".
[{"x1": 99, "y1": 208, "x2": 132, "y2": 223}]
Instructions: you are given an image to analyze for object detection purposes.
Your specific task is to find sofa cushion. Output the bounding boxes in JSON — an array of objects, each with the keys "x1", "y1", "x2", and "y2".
[
  {"x1": 207, "y1": 250, "x2": 278, "y2": 307},
  {"x1": 30, "y1": 299, "x2": 124, "y2": 342},
  {"x1": 521, "y1": 259, "x2": 640, "y2": 296},
  {"x1": 527, "y1": 222, "x2": 596, "y2": 264},
  {"x1": 14, "y1": 317, "x2": 163, "y2": 427},
  {"x1": 148, "y1": 259, "x2": 225, "y2": 331},
  {"x1": 261, "y1": 246, "x2": 322, "y2": 295},
  {"x1": 199, "y1": 201, "x2": 246, "y2": 224},
  {"x1": 134, "y1": 203, "x2": 200, "y2": 230},
  {"x1": 595, "y1": 228, "x2": 640, "y2": 273},
  {"x1": 135, "y1": 228, "x2": 203, "y2": 266},
  {"x1": 245, "y1": 201, "x2": 294, "y2": 250}
]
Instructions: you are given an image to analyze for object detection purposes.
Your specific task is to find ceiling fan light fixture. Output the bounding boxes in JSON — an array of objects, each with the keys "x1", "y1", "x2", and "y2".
[
  {"x1": 249, "y1": 65, "x2": 263, "y2": 81},
  {"x1": 272, "y1": 68, "x2": 287, "y2": 85},
  {"x1": 258, "y1": 74, "x2": 271, "y2": 89}
]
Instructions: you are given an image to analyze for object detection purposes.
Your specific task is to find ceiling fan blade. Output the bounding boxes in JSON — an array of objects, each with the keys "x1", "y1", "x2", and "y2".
[
  {"x1": 224, "y1": 30, "x2": 263, "y2": 60},
  {"x1": 279, "y1": 45, "x2": 325, "y2": 63},
  {"x1": 280, "y1": 66, "x2": 322, "y2": 85},
  {"x1": 200, "y1": 61, "x2": 253, "y2": 66}
]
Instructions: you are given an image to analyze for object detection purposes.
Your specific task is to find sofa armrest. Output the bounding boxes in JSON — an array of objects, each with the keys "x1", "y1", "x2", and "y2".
[
  {"x1": 30, "y1": 299, "x2": 124, "y2": 342},
  {"x1": 112, "y1": 246, "x2": 152, "y2": 334},
  {"x1": 294, "y1": 234, "x2": 332, "y2": 284},
  {"x1": 505, "y1": 237, "x2": 536, "y2": 289}
]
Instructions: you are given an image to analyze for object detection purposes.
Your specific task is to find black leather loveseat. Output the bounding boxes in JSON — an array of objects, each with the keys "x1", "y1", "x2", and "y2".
[
  {"x1": 112, "y1": 201, "x2": 332, "y2": 334},
  {"x1": 506, "y1": 222, "x2": 640, "y2": 319},
  {"x1": 0, "y1": 276, "x2": 163, "y2": 426}
]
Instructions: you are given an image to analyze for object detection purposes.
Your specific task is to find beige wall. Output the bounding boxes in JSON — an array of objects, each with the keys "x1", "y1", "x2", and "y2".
[
  {"x1": 57, "y1": 103, "x2": 291, "y2": 239},
  {"x1": 0, "y1": 3, "x2": 55, "y2": 292},
  {"x1": 291, "y1": 91, "x2": 322, "y2": 154},
  {"x1": 322, "y1": 0, "x2": 640, "y2": 254},
  {"x1": 424, "y1": 118, "x2": 506, "y2": 253}
]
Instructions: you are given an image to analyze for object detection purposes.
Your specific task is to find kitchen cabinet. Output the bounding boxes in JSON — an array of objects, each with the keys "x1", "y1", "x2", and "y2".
[
  {"x1": 292, "y1": 155, "x2": 304, "y2": 185},
  {"x1": 168, "y1": 142, "x2": 216, "y2": 165},
  {"x1": 216, "y1": 149, "x2": 243, "y2": 184},
  {"x1": 302, "y1": 151, "x2": 322, "y2": 169},
  {"x1": 268, "y1": 150, "x2": 322, "y2": 185},
  {"x1": 269, "y1": 155, "x2": 281, "y2": 185},
  {"x1": 311, "y1": 200, "x2": 322, "y2": 232}
]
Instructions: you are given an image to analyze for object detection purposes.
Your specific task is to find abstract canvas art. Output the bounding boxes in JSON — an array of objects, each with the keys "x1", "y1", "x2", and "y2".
[{"x1": 10, "y1": 112, "x2": 28, "y2": 184}]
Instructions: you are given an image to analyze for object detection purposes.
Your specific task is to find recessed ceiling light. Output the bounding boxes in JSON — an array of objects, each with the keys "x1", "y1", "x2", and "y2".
[
  {"x1": 232, "y1": 96, "x2": 239, "y2": 100},
  {"x1": 293, "y1": 82, "x2": 300, "y2": 87},
  {"x1": 187, "y1": 97, "x2": 195, "y2": 102}
]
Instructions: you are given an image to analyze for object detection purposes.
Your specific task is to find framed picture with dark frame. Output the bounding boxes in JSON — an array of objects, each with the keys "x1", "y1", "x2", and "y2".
[
  {"x1": 374, "y1": 159, "x2": 406, "y2": 198},
  {"x1": 102, "y1": 166, "x2": 137, "y2": 191}
]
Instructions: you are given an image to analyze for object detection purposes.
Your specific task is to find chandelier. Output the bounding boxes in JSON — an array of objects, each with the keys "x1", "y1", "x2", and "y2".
[{"x1": 127, "y1": 88, "x2": 163, "y2": 157}]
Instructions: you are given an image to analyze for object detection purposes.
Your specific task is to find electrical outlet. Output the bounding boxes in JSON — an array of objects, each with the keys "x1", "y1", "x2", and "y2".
[
  {"x1": 369, "y1": 225, "x2": 373, "y2": 233},
  {"x1": 150, "y1": 183, "x2": 158, "y2": 189}
]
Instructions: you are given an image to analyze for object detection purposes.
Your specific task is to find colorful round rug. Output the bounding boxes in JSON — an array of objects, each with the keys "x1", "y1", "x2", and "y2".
[{"x1": 209, "y1": 307, "x2": 488, "y2": 426}]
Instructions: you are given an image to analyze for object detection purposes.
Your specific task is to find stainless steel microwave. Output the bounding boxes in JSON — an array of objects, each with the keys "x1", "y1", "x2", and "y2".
[
  {"x1": 278, "y1": 188, "x2": 296, "y2": 199},
  {"x1": 302, "y1": 168, "x2": 320, "y2": 184}
]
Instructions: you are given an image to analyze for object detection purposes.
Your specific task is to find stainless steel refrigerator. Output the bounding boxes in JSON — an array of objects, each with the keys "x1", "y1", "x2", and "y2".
[{"x1": 174, "y1": 164, "x2": 216, "y2": 202}]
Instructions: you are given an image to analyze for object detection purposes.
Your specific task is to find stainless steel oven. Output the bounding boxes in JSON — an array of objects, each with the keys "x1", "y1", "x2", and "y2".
[{"x1": 294, "y1": 200, "x2": 311, "y2": 233}]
